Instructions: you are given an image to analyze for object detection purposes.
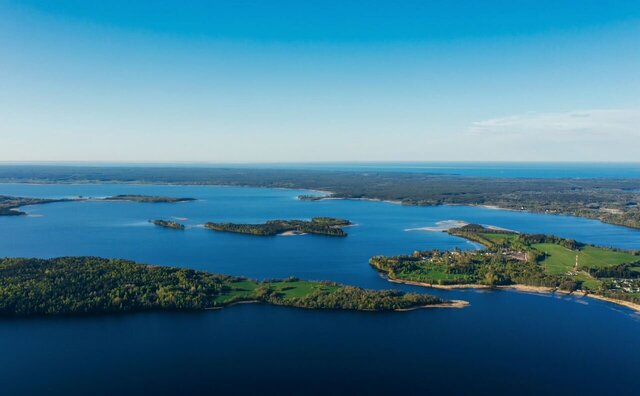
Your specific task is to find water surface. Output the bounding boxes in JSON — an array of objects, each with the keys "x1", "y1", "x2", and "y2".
[{"x1": 1, "y1": 183, "x2": 639, "y2": 395}]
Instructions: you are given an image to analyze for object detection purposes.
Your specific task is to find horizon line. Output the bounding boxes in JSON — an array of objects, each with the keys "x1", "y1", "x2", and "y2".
[{"x1": 1, "y1": 160, "x2": 640, "y2": 167}]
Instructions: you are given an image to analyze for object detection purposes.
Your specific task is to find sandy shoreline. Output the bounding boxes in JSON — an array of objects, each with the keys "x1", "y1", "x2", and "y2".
[
  {"x1": 585, "y1": 294, "x2": 640, "y2": 313},
  {"x1": 387, "y1": 276, "x2": 565, "y2": 294},
  {"x1": 204, "y1": 298, "x2": 466, "y2": 312},
  {"x1": 387, "y1": 278, "x2": 490, "y2": 290},
  {"x1": 279, "y1": 230, "x2": 307, "y2": 236},
  {"x1": 386, "y1": 276, "x2": 640, "y2": 312},
  {"x1": 405, "y1": 220, "x2": 469, "y2": 232},
  {"x1": 496, "y1": 284, "x2": 558, "y2": 294},
  {"x1": 395, "y1": 300, "x2": 469, "y2": 311},
  {"x1": 299, "y1": 194, "x2": 403, "y2": 205}
]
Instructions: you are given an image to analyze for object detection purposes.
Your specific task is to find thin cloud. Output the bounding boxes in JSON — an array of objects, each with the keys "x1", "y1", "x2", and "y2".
[{"x1": 468, "y1": 109, "x2": 640, "y2": 142}]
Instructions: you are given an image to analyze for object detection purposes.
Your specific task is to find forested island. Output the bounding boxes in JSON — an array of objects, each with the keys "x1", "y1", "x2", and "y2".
[
  {"x1": 0, "y1": 195, "x2": 71, "y2": 216},
  {"x1": 0, "y1": 193, "x2": 195, "y2": 217},
  {"x1": 370, "y1": 224, "x2": 640, "y2": 309},
  {"x1": 205, "y1": 217, "x2": 352, "y2": 236},
  {"x1": 105, "y1": 195, "x2": 195, "y2": 203},
  {"x1": 0, "y1": 257, "x2": 453, "y2": 316},
  {"x1": 150, "y1": 219, "x2": 185, "y2": 230},
  {"x1": 1, "y1": 166, "x2": 638, "y2": 228}
]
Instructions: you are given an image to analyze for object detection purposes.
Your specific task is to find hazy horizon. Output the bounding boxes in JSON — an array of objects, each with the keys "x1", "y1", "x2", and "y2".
[{"x1": 2, "y1": 160, "x2": 640, "y2": 166}]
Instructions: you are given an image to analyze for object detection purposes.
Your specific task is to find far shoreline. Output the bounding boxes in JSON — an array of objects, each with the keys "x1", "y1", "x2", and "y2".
[{"x1": 2, "y1": 179, "x2": 639, "y2": 230}]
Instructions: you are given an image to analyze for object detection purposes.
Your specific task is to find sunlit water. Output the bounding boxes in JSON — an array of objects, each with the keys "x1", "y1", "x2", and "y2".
[{"x1": 1, "y1": 183, "x2": 639, "y2": 395}]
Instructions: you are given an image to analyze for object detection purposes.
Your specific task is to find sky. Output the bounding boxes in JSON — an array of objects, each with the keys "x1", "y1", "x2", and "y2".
[{"x1": 1, "y1": 1, "x2": 639, "y2": 163}]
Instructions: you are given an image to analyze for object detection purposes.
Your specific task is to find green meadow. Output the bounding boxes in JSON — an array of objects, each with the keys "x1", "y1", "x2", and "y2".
[
  {"x1": 214, "y1": 279, "x2": 341, "y2": 304},
  {"x1": 533, "y1": 243, "x2": 638, "y2": 275}
]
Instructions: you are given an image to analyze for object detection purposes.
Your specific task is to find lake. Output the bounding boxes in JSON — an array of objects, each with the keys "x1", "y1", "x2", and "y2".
[{"x1": 1, "y1": 183, "x2": 640, "y2": 395}]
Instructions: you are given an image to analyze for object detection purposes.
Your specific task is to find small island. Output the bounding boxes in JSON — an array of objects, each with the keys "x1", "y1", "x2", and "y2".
[
  {"x1": 104, "y1": 195, "x2": 195, "y2": 203},
  {"x1": 370, "y1": 224, "x2": 640, "y2": 311},
  {"x1": 204, "y1": 217, "x2": 352, "y2": 237},
  {"x1": 0, "y1": 257, "x2": 457, "y2": 316},
  {"x1": 0, "y1": 195, "x2": 71, "y2": 216},
  {"x1": 150, "y1": 219, "x2": 185, "y2": 230},
  {"x1": 298, "y1": 194, "x2": 327, "y2": 201}
]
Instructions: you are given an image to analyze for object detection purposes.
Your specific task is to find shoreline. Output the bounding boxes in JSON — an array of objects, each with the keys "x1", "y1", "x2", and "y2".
[
  {"x1": 585, "y1": 294, "x2": 640, "y2": 313},
  {"x1": 205, "y1": 300, "x2": 260, "y2": 310},
  {"x1": 2, "y1": 179, "x2": 638, "y2": 230},
  {"x1": 386, "y1": 276, "x2": 640, "y2": 313},
  {"x1": 205, "y1": 299, "x2": 465, "y2": 312},
  {"x1": 278, "y1": 230, "x2": 307, "y2": 236},
  {"x1": 395, "y1": 299, "x2": 469, "y2": 311},
  {"x1": 387, "y1": 278, "x2": 491, "y2": 290}
]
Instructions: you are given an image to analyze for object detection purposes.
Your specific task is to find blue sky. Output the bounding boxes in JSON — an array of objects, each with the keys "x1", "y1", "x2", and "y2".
[{"x1": 1, "y1": 1, "x2": 639, "y2": 162}]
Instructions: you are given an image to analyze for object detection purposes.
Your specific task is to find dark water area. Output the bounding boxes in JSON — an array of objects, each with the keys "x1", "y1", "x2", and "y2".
[{"x1": 1, "y1": 184, "x2": 639, "y2": 395}]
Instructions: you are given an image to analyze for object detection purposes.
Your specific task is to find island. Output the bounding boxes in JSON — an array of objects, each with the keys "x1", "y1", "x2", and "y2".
[
  {"x1": 0, "y1": 195, "x2": 71, "y2": 216},
  {"x1": 204, "y1": 217, "x2": 352, "y2": 237},
  {"x1": 0, "y1": 257, "x2": 460, "y2": 316},
  {"x1": 150, "y1": 219, "x2": 185, "y2": 230},
  {"x1": 0, "y1": 194, "x2": 195, "y2": 217},
  {"x1": 1, "y1": 166, "x2": 638, "y2": 228},
  {"x1": 104, "y1": 194, "x2": 195, "y2": 203},
  {"x1": 370, "y1": 224, "x2": 640, "y2": 311}
]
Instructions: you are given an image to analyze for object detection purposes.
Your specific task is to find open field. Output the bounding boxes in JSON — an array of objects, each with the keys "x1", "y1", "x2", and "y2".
[
  {"x1": 533, "y1": 243, "x2": 579, "y2": 275},
  {"x1": 578, "y1": 246, "x2": 638, "y2": 269},
  {"x1": 270, "y1": 281, "x2": 340, "y2": 298},
  {"x1": 480, "y1": 233, "x2": 518, "y2": 243},
  {"x1": 533, "y1": 243, "x2": 638, "y2": 275}
]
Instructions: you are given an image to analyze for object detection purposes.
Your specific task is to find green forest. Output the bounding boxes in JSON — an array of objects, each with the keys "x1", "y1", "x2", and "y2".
[
  {"x1": 150, "y1": 219, "x2": 185, "y2": 230},
  {"x1": 105, "y1": 195, "x2": 195, "y2": 203},
  {"x1": 205, "y1": 217, "x2": 351, "y2": 236},
  {"x1": 0, "y1": 257, "x2": 443, "y2": 316}
]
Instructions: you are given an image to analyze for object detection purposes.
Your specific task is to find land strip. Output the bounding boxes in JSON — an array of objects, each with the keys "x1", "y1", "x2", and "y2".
[{"x1": 1, "y1": 166, "x2": 638, "y2": 228}]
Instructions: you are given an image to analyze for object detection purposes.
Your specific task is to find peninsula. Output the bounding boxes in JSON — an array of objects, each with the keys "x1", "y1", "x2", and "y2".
[
  {"x1": 1, "y1": 193, "x2": 195, "y2": 217},
  {"x1": 0, "y1": 257, "x2": 454, "y2": 316},
  {"x1": 204, "y1": 217, "x2": 351, "y2": 237},
  {"x1": 150, "y1": 219, "x2": 185, "y2": 230},
  {"x1": 0, "y1": 195, "x2": 71, "y2": 216},
  {"x1": 104, "y1": 194, "x2": 195, "y2": 203},
  {"x1": 370, "y1": 224, "x2": 640, "y2": 310}
]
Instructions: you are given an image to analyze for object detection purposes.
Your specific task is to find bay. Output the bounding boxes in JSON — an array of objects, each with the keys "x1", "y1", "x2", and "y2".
[{"x1": 1, "y1": 183, "x2": 639, "y2": 395}]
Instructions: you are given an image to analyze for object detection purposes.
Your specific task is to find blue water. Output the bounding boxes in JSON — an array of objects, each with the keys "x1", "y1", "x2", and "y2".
[{"x1": 1, "y1": 183, "x2": 640, "y2": 395}]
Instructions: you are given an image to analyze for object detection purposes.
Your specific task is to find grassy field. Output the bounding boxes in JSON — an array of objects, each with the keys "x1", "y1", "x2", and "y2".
[
  {"x1": 480, "y1": 233, "x2": 517, "y2": 242},
  {"x1": 578, "y1": 246, "x2": 638, "y2": 269},
  {"x1": 573, "y1": 273, "x2": 602, "y2": 292},
  {"x1": 214, "y1": 279, "x2": 340, "y2": 303},
  {"x1": 213, "y1": 280, "x2": 259, "y2": 303},
  {"x1": 397, "y1": 263, "x2": 471, "y2": 284},
  {"x1": 533, "y1": 243, "x2": 638, "y2": 276},
  {"x1": 533, "y1": 243, "x2": 578, "y2": 275},
  {"x1": 269, "y1": 280, "x2": 339, "y2": 299}
]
